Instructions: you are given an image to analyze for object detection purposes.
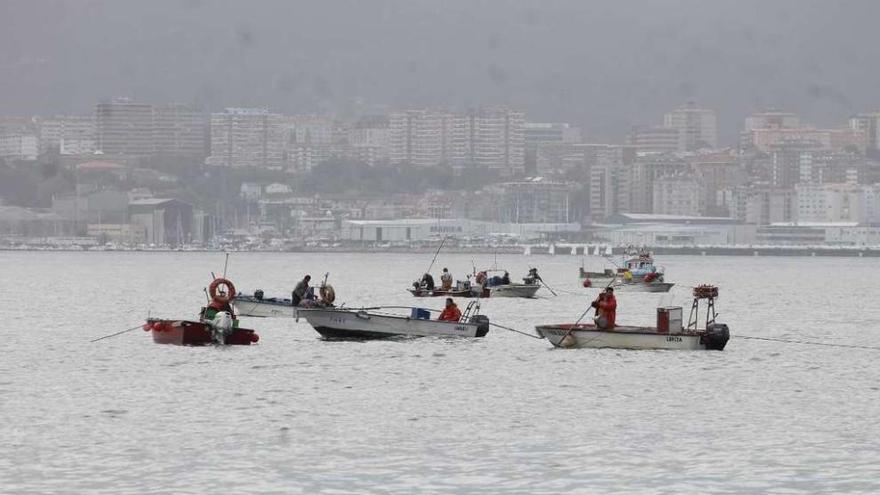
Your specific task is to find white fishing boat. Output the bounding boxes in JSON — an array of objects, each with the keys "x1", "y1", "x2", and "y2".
[
  {"x1": 298, "y1": 303, "x2": 490, "y2": 339},
  {"x1": 472, "y1": 268, "x2": 543, "y2": 298},
  {"x1": 536, "y1": 285, "x2": 729, "y2": 351},
  {"x1": 234, "y1": 284, "x2": 336, "y2": 318}
]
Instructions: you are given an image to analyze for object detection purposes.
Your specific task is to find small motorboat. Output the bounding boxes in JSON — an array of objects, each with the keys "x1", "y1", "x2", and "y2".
[
  {"x1": 143, "y1": 277, "x2": 259, "y2": 346},
  {"x1": 472, "y1": 269, "x2": 542, "y2": 298},
  {"x1": 298, "y1": 302, "x2": 490, "y2": 340},
  {"x1": 582, "y1": 248, "x2": 674, "y2": 293},
  {"x1": 143, "y1": 317, "x2": 259, "y2": 346},
  {"x1": 536, "y1": 285, "x2": 729, "y2": 351},
  {"x1": 611, "y1": 280, "x2": 675, "y2": 293},
  {"x1": 408, "y1": 287, "x2": 473, "y2": 298}
]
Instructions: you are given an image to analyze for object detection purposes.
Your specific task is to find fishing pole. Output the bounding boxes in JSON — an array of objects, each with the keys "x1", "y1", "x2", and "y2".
[
  {"x1": 90, "y1": 324, "x2": 144, "y2": 343},
  {"x1": 222, "y1": 252, "x2": 230, "y2": 279},
  {"x1": 424, "y1": 236, "x2": 447, "y2": 275}
]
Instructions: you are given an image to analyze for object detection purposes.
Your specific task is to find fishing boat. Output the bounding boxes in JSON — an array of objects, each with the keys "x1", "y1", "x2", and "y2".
[
  {"x1": 143, "y1": 277, "x2": 259, "y2": 345},
  {"x1": 536, "y1": 285, "x2": 728, "y2": 351},
  {"x1": 472, "y1": 269, "x2": 542, "y2": 298},
  {"x1": 582, "y1": 248, "x2": 674, "y2": 293},
  {"x1": 234, "y1": 284, "x2": 336, "y2": 318},
  {"x1": 298, "y1": 302, "x2": 490, "y2": 339}
]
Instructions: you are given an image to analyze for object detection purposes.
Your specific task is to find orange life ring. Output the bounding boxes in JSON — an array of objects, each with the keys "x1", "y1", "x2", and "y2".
[{"x1": 209, "y1": 278, "x2": 236, "y2": 304}]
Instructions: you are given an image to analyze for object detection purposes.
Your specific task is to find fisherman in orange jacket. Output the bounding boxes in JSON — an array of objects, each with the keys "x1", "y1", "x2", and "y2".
[
  {"x1": 592, "y1": 287, "x2": 617, "y2": 329},
  {"x1": 438, "y1": 298, "x2": 462, "y2": 322}
]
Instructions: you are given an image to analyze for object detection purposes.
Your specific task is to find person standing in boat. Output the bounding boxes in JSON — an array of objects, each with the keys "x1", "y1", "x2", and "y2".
[
  {"x1": 440, "y1": 268, "x2": 453, "y2": 291},
  {"x1": 501, "y1": 271, "x2": 511, "y2": 285},
  {"x1": 438, "y1": 298, "x2": 462, "y2": 322},
  {"x1": 292, "y1": 275, "x2": 311, "y2": 306},
  {"x1": 591, "y1": 287, "x2": 617, "y2": 329}
]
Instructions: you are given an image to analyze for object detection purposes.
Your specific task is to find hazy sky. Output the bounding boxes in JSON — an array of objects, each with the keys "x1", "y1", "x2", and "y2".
[{"x1": 1, "y1": 0, "x2": 879, "y2": 143}]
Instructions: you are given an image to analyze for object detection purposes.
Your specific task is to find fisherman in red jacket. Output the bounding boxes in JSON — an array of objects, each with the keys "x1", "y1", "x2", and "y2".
[
  {"x1": 438, "y1": 298, "x2": 462, "y2": 322},
  {"x1": 592, "y1": 287, "x2": 617, "y2": 329}
]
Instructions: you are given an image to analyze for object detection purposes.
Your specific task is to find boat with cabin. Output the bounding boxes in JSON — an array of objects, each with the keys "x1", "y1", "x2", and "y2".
[
  {"x1": 298, "y1": 301, "x2": 490, "y2": 339},
  {"x1": 536, "y1": 285, "x2": 728, "y2": 350}
]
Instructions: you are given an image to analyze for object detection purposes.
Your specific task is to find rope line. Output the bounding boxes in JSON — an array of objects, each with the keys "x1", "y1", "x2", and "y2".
[
  {"x1": 737, "y1": 335, "x2": 880, "y2": 351},
  {"x1": 489, "y1": 322, "x2": 544, "y2": 339}
]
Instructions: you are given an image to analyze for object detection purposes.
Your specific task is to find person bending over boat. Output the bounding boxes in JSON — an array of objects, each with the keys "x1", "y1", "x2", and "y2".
[
  {"x1": 292, "y1": 275, "x2": 311, "y2": 306},
  {"x1": 420, "y1": 273, "x2": 435, "y2": 291},
  {"x1": 438, "y1": 298, "x2": 462, "y2": 322},
  {"x1": 591, "y1": 287, "x2": 617, "y2": 329},
  {"x1": 524, "y1": 267, "x2": 542, "y2": 285},
  {"x1": 440, "y1": 268, "x2": 453, "y2": 291}
]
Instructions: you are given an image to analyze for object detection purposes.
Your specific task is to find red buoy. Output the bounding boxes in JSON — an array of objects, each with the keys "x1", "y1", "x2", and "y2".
[{"x1": 582, "y1": 278, "x2": 592, "y2": 288}]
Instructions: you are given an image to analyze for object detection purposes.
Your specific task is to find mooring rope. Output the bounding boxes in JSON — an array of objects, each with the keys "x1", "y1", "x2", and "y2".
[
  {"x1": 489, "y1": 322, "x2": 544, "y2": 339},
  {"x1": 737, "y1": 335, "x2": 880, "y2": 351}
]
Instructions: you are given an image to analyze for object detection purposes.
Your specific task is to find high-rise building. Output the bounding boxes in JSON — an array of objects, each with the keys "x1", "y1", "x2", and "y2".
[
  {"x1": 389, "y1": 107, "x2": 525, "y2": 176},
  {"x1": 663, "y1": 104, "x2": 718, "y2": 151},
  {"x1": 652, "y1": 175, "x2": 704, "y2": 216},
  {"x1": 153, "y1": 104, "x2": 208, "y2": 157},
  {"x1": 626, "y1": 125, "x2": 679, "y2": 153},
  {"x1": 850, "y1": 112, "x2": 880, "y2": 154},
  {"x1": 207, "y1": 108, "x2": 285, "y2": 168},
  {"x1": 95, "y1": 99, "x2": 154, "y2": 155}
]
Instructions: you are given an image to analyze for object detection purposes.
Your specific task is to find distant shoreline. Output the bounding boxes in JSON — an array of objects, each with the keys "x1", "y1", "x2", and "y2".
[{"x1": 3, "y1": 244, "x2": 880, "y2": 257}]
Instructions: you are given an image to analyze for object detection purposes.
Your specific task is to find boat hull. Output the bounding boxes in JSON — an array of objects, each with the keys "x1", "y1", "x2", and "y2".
[
  {"x1": 299, "y1": 309, "x2": 489, "y2": 339},
  {"x1": 233, "y1": 295, "x2": 297, "y2": 318},
  {"x1": 145, "y1": 319, "x2": 258, "y2": 346},
  {"x1": 408, "y1": 288, "x2": 473, "y2": 298},
  {"x1": 487, "y1": 284, "x2": 541, "y2": 298},
  {"x1": 536, "y1": 324, "x2": 717, "y2": 350},
  {"x1": 613, "y1": 282, "x2": 675, "y2": 293}
]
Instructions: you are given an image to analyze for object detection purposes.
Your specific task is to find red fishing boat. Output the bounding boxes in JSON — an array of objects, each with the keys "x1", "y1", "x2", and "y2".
[{"x1": 142, "y1": 278, "x2": 260, "y2": 346}]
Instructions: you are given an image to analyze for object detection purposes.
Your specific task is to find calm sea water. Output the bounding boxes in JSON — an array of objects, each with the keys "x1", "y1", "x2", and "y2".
[{"x1": 1, "y1": 251, "x2": 879, "y2": 494}]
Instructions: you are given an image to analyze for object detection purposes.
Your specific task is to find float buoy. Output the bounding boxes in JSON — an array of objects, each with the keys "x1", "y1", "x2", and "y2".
[
  {"x1": 209, "y1": 278, "x2": 236, "y2": 304},
  {"x1": 582, "y1": 278, "x2": 592, "y2": 288},
  {"x1": 319, "y1": 284, "x2": 336, "y2": 304}
]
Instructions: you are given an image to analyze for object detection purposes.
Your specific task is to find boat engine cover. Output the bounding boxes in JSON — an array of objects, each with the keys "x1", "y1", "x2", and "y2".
[
  {"x1": 470, "y1": 315, "x2": 490, "y2": 338},
  {"x1": 703, "y1": 323, "x2": 730, "y2": 351}
]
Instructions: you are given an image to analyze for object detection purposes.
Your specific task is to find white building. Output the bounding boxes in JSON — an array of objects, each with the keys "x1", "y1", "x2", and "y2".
[
  {"x1": 652, "y1": 175, "x2": 703, "y2": 216},
  {"x1": 207, "y1": 108, "x2": 285, "y2": 168},
  {"x1": 0, "y1": 134, "x2": 38, "y2": 160},
  {"x1": 663, "y1": 104, "x2": 718, "y2": 151},
  {"x1": 37, "y1": 116, "x2": 95, "y2": 154}
]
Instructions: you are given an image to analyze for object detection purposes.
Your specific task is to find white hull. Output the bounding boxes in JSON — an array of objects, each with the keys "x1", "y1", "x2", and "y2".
[
  {"x1": 537, "y1": 325, "x2": 707, "y2": 350},
  {"x1": 298, "y1": 308, "x2": 489, "y2": 339},
  {"x1": 487, "y1": 284, "x2": 541, "y2": 298},
  {"x1": 612, "y1": 282, "x2": 675, "y2": 293},
  {"x1": 233, "y1": 297, "x2": 298, "y2": 318}
]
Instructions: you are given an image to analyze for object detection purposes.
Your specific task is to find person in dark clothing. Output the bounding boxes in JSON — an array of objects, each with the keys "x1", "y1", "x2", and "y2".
[
  {"x1": 420, "y1": 273, "x2": 435, "y2": 291},
  {"x1": 292, "y1": 275, "x2": 311, "y2": 306},
  {"x1": 501, "y1": 271, "x2": 511, "y2": 285}
]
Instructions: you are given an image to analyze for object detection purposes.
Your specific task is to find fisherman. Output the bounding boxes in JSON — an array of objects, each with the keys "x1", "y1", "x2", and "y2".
[
  {"x1": 501, "y1": 271, "x2": 511, "y2": 285},
  {"x1": 420, "y1": 272, "x2": 435, "y2": 291},
  {"x1": 440, "y1": 268, "x2": 453, "y2": 291},
  {"x1": 437, "y1": 298, "x2": 462, "y2": 322},
  {"x1": 292, "y1": 274, "x2": 311, "y2": 306},
  {"x1": 591, "y1": 287, "x2": 617, "y2": 329},
  {"x1": 524, "y1": 267, "x2": 543, "y2": 285}
]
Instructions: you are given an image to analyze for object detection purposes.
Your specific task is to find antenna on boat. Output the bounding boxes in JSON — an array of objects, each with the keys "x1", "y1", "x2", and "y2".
[{"x1": 222, "y1": 252, "x2": 230, "y2": 279}]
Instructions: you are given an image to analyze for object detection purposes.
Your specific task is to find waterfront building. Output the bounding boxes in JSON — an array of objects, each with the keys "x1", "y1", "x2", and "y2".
[
  {"x1": 663, "y1": 104, "x2": 718, "y2": 151},
  {"x1": 207, "y1": 108, "x2": 285, "y2": 168},
  {"x1": 95, "y1": 99, "x2": 154, "y2": 155},
  {"x1": 152, "y1": 103, "x2": 208, "y2": 157}
]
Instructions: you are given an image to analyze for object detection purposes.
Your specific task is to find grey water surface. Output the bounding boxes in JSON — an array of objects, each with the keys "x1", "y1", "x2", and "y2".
[{"x1": 1, "y1": 252, "x2": 879, "y2": 494}]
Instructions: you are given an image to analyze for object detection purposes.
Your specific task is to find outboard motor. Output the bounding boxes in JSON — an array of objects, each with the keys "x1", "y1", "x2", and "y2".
[
  {"x1": 702, "y1": 323, "x2": 730, "y2": 351},
  {"x1": 470, "y1": 315, "x2": 490, "y2": 338},
  {"x1": 211, "y1": 311, "x2": 235, "y2": 344},
  {"x1": 254, "y1": 289, "x2": 264, "y2": 300}
]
